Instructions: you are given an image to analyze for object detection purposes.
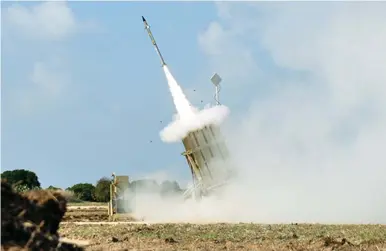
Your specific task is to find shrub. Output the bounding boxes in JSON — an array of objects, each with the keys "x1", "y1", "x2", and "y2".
[
  {"x1": 94, "y1": 177, "x2": 111, "y2": 202},
  {"x1": 66, "y1": 183, "x2": 95, "y2": 201}
]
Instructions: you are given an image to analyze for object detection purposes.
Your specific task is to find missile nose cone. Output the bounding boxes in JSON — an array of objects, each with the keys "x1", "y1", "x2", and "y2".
[{"x1": 142, "y1": 16, "x2": 146, "y2": 22}]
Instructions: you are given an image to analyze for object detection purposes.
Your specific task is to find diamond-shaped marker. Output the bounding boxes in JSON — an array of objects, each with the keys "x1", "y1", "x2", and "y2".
[{"x1": 211, "y1": 73, "x2": 222, "y2": 86}]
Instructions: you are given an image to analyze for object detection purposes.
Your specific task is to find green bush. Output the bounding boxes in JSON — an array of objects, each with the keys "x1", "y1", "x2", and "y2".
[
  {"x1": 94, "y1": 177, "x2": 111, "y2": 202},
  {"x1": 66, "y1": 183, "x2": 96, "y2": 201}
]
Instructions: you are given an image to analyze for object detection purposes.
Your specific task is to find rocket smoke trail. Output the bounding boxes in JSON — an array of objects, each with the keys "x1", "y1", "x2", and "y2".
[
  {"x1": 162, "y1": 66, "x2": 196, "y2": 121},
  {"x1": 160, "y1": 65, "x2": 230, "y2": 143},
  {"x1": 142, "y1": 16, "x2": 230, "y2": 142},
  {"x1": 160, "y1": 63, "x2": 229, "y2": 143},
  {"x1": 142, "y1": 16, "x2": 196, "y2": 120}
]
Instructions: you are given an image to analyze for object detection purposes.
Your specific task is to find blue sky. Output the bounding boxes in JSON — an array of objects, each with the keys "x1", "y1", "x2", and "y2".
[
  {"x1": 2, "y1": 0, "x2": 386, "y2": 205},
  {"x1": 1, "y1": 2, "x2": 235, "y2": 188}
]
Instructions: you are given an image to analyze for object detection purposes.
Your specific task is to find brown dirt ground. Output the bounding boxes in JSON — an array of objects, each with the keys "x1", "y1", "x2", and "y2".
[
  {"x1": 60, "y1": 220, "x2": 386, "y2": 250},
  {"x1": 64, "y1": 208, "x2": 109, "y2": 222},
  {"x1": 63, "y1": 207, "x2": 136, "y2": 223},
  {"x1": 60, "y1": 207, "x2": 386, "y2": 250}
]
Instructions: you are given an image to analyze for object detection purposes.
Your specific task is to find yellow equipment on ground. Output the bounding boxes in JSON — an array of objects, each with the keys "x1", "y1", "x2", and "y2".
[
  {"x1": 181, "y1": 124, "x2": 233, "y2": 200},
  {"x1": 181, "y1": 73, "x2": 234, "y2": 200},
  {"x1": 108, "y1": 173, "x2": 131, "y2": 221}
]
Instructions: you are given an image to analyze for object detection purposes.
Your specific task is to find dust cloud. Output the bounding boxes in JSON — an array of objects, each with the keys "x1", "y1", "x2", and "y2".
[
  {"x1": 217, "y1": 2, "x2": 386, "y2": 224},
  {"x1": 129, "y1": 3, "x2": 386, "y2": 224}
]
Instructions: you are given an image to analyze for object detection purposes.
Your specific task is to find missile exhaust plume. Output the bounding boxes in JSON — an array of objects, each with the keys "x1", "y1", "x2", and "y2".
[
  {"x1": 162, "y1": 66, "x2": 196, "y2": 121},
  {"x1": 160, "y1": 65, "x2": 230, "y2": 142},
  {"x1": 141, "y1": 16, "x2": 230, "y2": 141}
]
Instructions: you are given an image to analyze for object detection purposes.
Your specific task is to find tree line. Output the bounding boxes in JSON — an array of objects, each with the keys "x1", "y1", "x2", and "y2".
[{"x1": 1, "y1": 169, "x2": 183, "y2": 203}]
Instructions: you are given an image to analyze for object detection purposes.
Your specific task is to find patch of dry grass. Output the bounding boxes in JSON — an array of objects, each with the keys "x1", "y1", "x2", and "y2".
[{"x1": 59, "y1": 223, "x2": 386, "y2": 251}]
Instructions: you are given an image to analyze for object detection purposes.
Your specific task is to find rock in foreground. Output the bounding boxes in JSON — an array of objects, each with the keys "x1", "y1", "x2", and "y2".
[{"x1": 1, "y1": 180, "x2": 84, "y2": 251}]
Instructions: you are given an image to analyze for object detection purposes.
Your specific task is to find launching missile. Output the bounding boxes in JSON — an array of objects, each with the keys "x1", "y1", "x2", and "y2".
[{"x1": 142, "y1": 16, "x2": 166, "y2": 67}]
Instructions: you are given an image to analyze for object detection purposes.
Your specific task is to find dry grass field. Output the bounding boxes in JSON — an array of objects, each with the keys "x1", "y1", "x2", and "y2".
[
  {"x1": 60, "y1": 204, "x2": 386, "y2": 251},
  {"x1": 64, "y1": 205, "x2": 109, "y2": 222}
]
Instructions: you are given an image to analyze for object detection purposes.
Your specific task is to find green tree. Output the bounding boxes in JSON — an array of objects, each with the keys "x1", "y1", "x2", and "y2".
[
  {"x1": 1, "y1": 169, "x2": 41, "y2": 190},
  {"x1": 14, "y1": 184, "x2": 31, "y2": 193},
  {"x1": 67, "y1": 183, "x2": 95, "y2": 201},
  {"x1": 94, "y1": 177, "x2": 111, "y2": 202},
  {"x1": 47, "y1": 185, "x2": 61, "y2": 190}
]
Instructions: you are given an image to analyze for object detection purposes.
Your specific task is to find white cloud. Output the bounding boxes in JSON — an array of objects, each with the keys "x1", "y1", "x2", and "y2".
[
  {"x1": 30, "y1": 62, "x2": 65, "y2": 97},
  {"x1": 2, "y1": 1, "x2": 94, "y2": 116},
  {"x1": 194, "y1": 2, "x2": 386, "y2": 223},
  {"x1": 255, "y1": 3, "x2": 386, "y2": 109},
  {"x1": 8, "y1": 61, "x2": 69, "y2": 116},
  {"x1": 4, "y1": 1, "x2": 77, "y2": 41},
  {"x1": 198, "y1": 17, "x2": 260, "y2": 87}
]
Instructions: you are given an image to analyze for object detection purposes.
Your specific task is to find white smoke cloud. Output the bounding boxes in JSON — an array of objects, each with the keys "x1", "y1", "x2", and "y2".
[
  {"x1": 127, "y1": 2, "x2": 386, "y2": 224},
  {"x1": 131, "y1": 2, "x2": 386, "y2": 224},
  {"x1": 159, "y1": 65, "x2": 230, "y2": 143},
  {"x1": 160, "y1": 104, "x2": 230, "y2": 143},
  {"x1": 197, "y1": 2, "x2": 386, "y2": 224}
]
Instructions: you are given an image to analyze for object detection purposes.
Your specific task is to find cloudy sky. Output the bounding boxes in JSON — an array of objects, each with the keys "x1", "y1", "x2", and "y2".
[{"x1": 2, "y1": 1, "x2": 386, "y2": 219}]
